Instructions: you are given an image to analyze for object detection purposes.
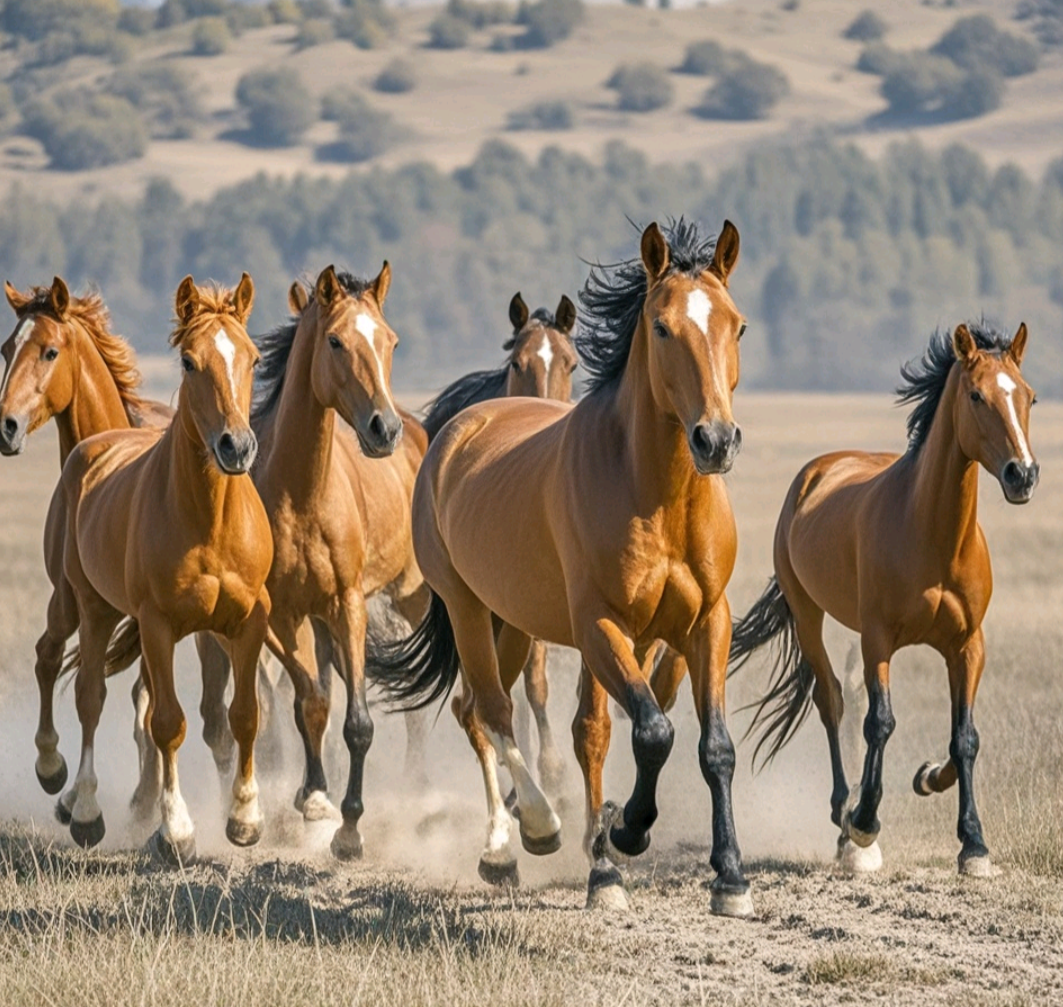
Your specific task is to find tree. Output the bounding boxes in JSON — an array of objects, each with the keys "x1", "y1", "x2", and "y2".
[
  {"x1": 694, "y1": 61, "x2": 789, "y2": 120},
  {"x1": 606, "y1": 63, "x2": 673, "y2": 112},
  {"x1": 235, "y1": 68, "x2": 315, "y2": 147}
]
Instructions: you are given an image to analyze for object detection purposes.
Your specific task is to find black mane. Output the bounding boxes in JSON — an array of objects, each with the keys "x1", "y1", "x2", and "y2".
[
  {"x1": 251, "y1": 270, "x2": 371, "y2": 424},
  {"x1": 576, "y1": 218, "x2": 718, "y2": 395},
  {"x1": 897, "y1": 320, "x2": 1014, "y2": 454}
]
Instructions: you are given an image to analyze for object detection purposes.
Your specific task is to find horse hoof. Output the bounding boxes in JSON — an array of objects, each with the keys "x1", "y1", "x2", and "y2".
[
  {"x1": 301, "y1": 791, "x2": 341, "y2": 823},
  {"x1": 36, "y1": 758, "x2": 68, "y2": 796},
  {"x1": 70, "y1": 815, "x2": 105, "y2": 849},
  {"x1": 54, "y1": 798, "x2": 73, "y2": 826},
  {"x1": 710, "y1": 883, "x2": 754, "y2": 919},
  {"x1": 847, "y1": 823, "x2": 878, "y2": 849},
  {"x1": 330, "y1": 825, "x2": 363, "y2": 861},
  {"x1": 520, "y1": 825, "x2": 561, "y2": 856},
  {"x1": 503, "y1": 788, "x2": 521, "y2": 822},
  {"x1": 586, "y1": 859, "x2": 628, "y2": 911},
  {"x1": 226, "y1": 817, "x2": 262, "y2": 848},
  {"x1": 478, "y1": 858, "x2": 520, "y2": 888},
  {"x1": 148, "y1": 828, "x2": 196, "y2": 867},
  {"x1": 609, "y1": 823, "x2": 650, "y2": 859},
  {"x1": 836, "y1": 837, "x2": 882, "y2": 874},
  {"x1": 959, "y1": 854, "x2": 999, "y2": 878},
  {"x1": 913, "y1": 762, "x2": 938, "y2": 796}
]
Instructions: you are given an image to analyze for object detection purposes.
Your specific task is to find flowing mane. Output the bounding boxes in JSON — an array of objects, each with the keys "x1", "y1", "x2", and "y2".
[
  {"x1": 251, "y1": 271, "x2": 372, "y2": 424},
  {"x1": 897, "y1": 320, "x2": 1015, "y2": 454},
  {"x1": 576, "y1": 218, "x2": 718, "y2": 395}
]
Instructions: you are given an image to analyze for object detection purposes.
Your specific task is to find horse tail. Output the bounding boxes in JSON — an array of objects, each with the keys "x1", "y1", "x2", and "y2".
[
  {"x1": 61, "y1": 617, "x2": 143, "y2": 680},
  {"x1": 728, "y1": 577, "x2": 815, "y2": 768},
  {"x1": 366, "y1": 591, "x2": 461, "y2": 711}
]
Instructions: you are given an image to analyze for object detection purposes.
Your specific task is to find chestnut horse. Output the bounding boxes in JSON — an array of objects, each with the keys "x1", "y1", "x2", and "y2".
[
  {"x1": 730, "y1": 322, "x2": 1037, "y2": 876},
  {"x1": 421, "y1": 291, "x2": 578, "y2": 798},
  {"x1": 50, "y1": 275, "x2": 271, "y2": 861},
  {"x1": 0, "y1": 278, "x2": 172, "y2": 801},
  {"x1": 373, "y1": 220, "x2": 753, "y2": 915},
  {"x1": 251, "y1": 264, "x2": 427, "y2": 859}
]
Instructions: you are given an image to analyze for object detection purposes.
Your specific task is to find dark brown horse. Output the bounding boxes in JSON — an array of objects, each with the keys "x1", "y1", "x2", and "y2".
[
  {"x1": 372, "y1": 219, "x2": 753, "y2": 915},
  {"x1": 421, "y1": 291, "x2": 578, "y2": 798},
  {"x1": 729, "y1": 321, "x2": 1037, "y2": 875}
]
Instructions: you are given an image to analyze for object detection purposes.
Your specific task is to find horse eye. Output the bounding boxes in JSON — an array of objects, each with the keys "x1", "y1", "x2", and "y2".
[
  {"x1": 969, "y1": 390, "x2": 983, "y2": 403},
  {"x1": 737, "y1": 323, "x2": 748, "y2": 340},
  {"x1": 181, "y1": 355, "x2": 196, "y2": 373},
  {"x1": 510, "y1": 360, "x2": 521, "y2": 371},
  {"x1": 653, "y1": 321, "x2": 669, "y2": 339},
  {"x1": 1032, "y1": 394, "x2": 1038, "y2": 406},
  {"x1": 43, "y1": 347, "x2": 59, "y2": 362},
  {"x1": 328, "y1": 334, "x2": 342, "y2": 350}
]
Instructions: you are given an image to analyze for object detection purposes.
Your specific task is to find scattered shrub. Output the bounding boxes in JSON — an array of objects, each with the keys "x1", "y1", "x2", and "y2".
[
  {"x1": 930, "y1": 14, "x2": 1039, "y2": 77},
  {"x1": 191, "y1": 16, "x2": 230, "y2": 55},
  {"x1": 446, "y1": 0, "x2": 514, "y2": 28},
  {"x1": 227, "y1": 5, "x2": 271, "y2": 30},
  {"x1": 679, "y1": 39, "x2": 729, "y2": 75},
  {"x1": 843, "y1": 10, "x2": 887, "y2": 42},
  {"x1": 507, "y1": 99, "x2": 573, "y2": 129},
  {"x1": 333, "y1": 0, "x2": 394, "y2": 48},
  {"x1": 515, "y1": 0, "x2": 584, "y2": 48},
  {"x1": 1, "y1": 0, "x2": 118, "y2": 41},
  {"x1": 22, "y1": 90, "x2": 147, "y2": 170},
  {"x1": 855, "y1": 42, "x2": 901, "y2": 76},
  {"x1": 294, "y1": 17, "x2": 335, "y2": 48},
  {"x1": 235, "y1": 67, "x2": 315, "y2": 146},
  {"x1": 880, "y1": 53, "x2": 1004, "y2": 119},
  {"x1": 299, "y1": 0, "x2": 334, "y2": 16},
  {"x1": 373, "y1": 59, "x2": 417, "y2": 94},
  {"x1": 428, "y1": 14, "x2": 470, "y2": 48},
  {"x1": 117, "y1": 8, "x2": 156, "y2": 35},
  {"x1": 322, "y1": 92, "x2": 401, "y2": 162},
  {"x1": 694, "y1": 60, "x2": 789, "y2": 120},
  {"x1": 106, "y1": 64, "x2": 203, "y2": 139},
  {"x1": 606, "y1": 63, "x2": 673, "y2": 112},
  {"x1": 320, "y1": 87, "x2": 364, "y2": 122},
  {"x1": 182, "y1": 0, "x2": 227, "y2": 14},
  {"x1": 268, "y1": 0, "x2": 303, "y2": 24},
  {"x1": 1016, "y1": 0, "x2": 1063, "y2": 48}
]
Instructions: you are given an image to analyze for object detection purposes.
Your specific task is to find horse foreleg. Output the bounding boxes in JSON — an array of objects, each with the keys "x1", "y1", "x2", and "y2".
[
  {"x1": 649, "y1": 644, "x2": 687, "y2": 714},
  {"x1": 129, "y1": 669, "x2": 162, "y2": 824},
  {"x1": 195, "y1": 631, "x2": 235, "y2": 777},
  {"x1": 34, "y1": 585, "x2": 78, "y2": 795}
]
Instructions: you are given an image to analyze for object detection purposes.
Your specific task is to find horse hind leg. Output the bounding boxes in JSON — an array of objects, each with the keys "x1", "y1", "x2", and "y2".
[
  {"x1": 129, "y1": 669, "x2": 162, "y2": 825},
  {"x1": 34, "y1": 583, "x2": 79, "y2": 795},
  {"x1": 390, "y1": 584, "x2": 432, "y2": 790},
  {"x1": 196, "y1": 632, "x2": 235, "y2": 777},
  {"x1": 523, "y1": 640, "x2": 566, "y2": 799}
]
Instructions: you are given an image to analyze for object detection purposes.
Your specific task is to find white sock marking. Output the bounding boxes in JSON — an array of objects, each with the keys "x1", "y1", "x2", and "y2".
[
  {"x1": 355, "y1": 312, "x2": 397, "y2": 413},
  {"x1": 996, "y1": 372, "x2": 1033, "y2": 465},
  {"x1": 0, "y1": 317, "x2": 35, "y2": 401},
  {"x1": 686, "y1": 288, "x2": 711, "y2": 336},
  {"x1": 214, "y1": 328, "x2": 238, "y2": 402}
]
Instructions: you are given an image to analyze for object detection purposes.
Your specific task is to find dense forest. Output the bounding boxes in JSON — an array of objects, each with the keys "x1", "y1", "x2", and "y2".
[{"x1": 3, "y1": 133, "x2": 1063, "y2": 395}]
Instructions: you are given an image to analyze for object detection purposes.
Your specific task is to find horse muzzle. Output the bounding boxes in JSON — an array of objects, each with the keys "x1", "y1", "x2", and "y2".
[
  {"x1": 0, "y1": 414, "x2": 27, "y2": 456},
  {"x1": 212, "y1": 428, "x2": 258, "y2": 475},
  {"x1": 1000, "y1": 459, "x2": 1039, "y2": 504},
  {"x1": 688, "y1": 421, "x2": 742, "y2": 475},
  {"x1": 357, "y1": 408, "x2": 404, "y2": 459}
]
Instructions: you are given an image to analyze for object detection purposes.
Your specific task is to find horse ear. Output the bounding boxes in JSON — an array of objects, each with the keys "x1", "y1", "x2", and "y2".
[
  {"x1": 1008, "y1": 322, "x2": 1028, "y2": 368},
  {"x1": 641, "y1": 222, "x2": 669, "y2": 282},
  {"x1": 288, "y1": 281, "x2": 309, "y2": 316},
  {"x1": 952, "y1": 323, "x2": 978, "y2": 366},
  {"x1": 315, "y1": 264, "x2": 342, "y2": 308},
  {"x1": 710, "y1": 220, "x2": 740, "y2": 286},
  {"x1": 371, "y1": 260, "x2": 391, "y2": 307},
  {"x1": 555, "y1": 294, "x2": 576, "y2": 334},
  {"x1": 175, "y1": 275, "x2": 199, "y2": 325},
  {"x1": 509, "y1": 292, "x2": 529, "y2": 332},
  {"x1": 50, "y1": 276, "x2": 70, "y2": 320},
  {"x1": 4, "y1": 281, "x2": 30, "y2": 315},
  {"x1": 232, "y1": 272, "x2": 255, "y2": 323}
]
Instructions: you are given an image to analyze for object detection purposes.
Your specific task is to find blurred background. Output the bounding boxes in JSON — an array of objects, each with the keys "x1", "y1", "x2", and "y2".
[{"x1": 0, "y1": 0, "x2": 1060, "y2": 394}]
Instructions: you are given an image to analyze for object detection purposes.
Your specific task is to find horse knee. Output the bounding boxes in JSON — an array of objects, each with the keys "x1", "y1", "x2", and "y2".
[
  {"x1": 862, "y1": 691, "x2": 895, "y2": 748},
  {"x1": 949, "y1": 718, "x2": 979, "y2": 765},
  {"x1": 343, "y1": 707, "x2": 374, "y2": 759},
  {"x1": 632, "y1": 705, "x2": 674, "y2": 772},
  {"x1": 699, "y1": 715, "x2": 736, "y2": 782}
]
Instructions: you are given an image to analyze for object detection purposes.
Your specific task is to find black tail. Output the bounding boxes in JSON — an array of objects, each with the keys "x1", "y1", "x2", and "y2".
[
  {"x1": 728, "y1": 577, "x2": 815, "y2": 768},
  {"x1": 61, "y1": 618, "x2": 143, "y2": 681},
  {"x1": 366, "y1": 591, "x2": 461, "y2": 711}
]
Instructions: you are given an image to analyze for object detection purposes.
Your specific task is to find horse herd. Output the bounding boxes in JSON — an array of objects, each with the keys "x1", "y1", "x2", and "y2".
[{"x1": 0, "y1": 217, "x2": 1038, "y2": 918}]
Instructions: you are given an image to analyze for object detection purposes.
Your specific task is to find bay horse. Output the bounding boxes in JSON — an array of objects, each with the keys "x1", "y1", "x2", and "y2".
[
  {"x1": 250, "y1": 263, "x2": 428, "y2": 859},
  {"x1": 50, "y1": 274, "x2": 271, "y2": 861},
  {"x1": 372, "y1": 219, "x2": 753, "y2": 915},
  {"x1": 422, "y1": 291, "x2": 578, "y2": 799},
  {"x1": 0, "y1": 278, "x2": 173, "y2": 803},
  {"x1": 729, "y1": 321, "x2": 1037, "y2": 876}
]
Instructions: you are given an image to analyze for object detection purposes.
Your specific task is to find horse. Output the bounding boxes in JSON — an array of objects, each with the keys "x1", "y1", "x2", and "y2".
[
  {"x1": 250, "y1": 263, "x2": 428, "y2": 859},
  {"x1": 371, "y1": 219, "x2": 753, "y2": 915},
  {"x1": 421, "y1": 291, "x2": 578, "y2": 799},
  {"x1": 0, "y1": 277, "x2": 174, "y2": 802},
  {"x1": 49, "y1": 274, "x2": 272, "y2": 861},
  {"x1": 729, "y1": 321, "x2": 1038, "y2": 876}
]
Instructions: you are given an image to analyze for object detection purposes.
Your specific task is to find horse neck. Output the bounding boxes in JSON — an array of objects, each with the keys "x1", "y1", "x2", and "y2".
[
  {"x1": 167, "y1": 398, "x2": 242, "y2": 530},
  {"x1": 268, "y1": 314, "x2": 335, "y2": 502},
  {"x1": 907, "y1": 366, "x2": 980, "y2": 562},
  {"x1": 55, "y1": 323, "x2": 132, "y2": 465}
]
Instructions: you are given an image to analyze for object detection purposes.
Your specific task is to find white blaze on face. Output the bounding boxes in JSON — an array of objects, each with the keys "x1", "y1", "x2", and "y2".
[
  {"x1": 996, "y1": 372, "x2": 1034, "y2": 465},
  {"x1": 0, "y1": 317, "x2": 36, "y2": 400},
  {"x1": 355, "y1": 312, "x2": 396, "y2": 410},
  {"x1": 536, "y1": 333, "x2": 554, "y2": 375},
  {"x1": 213, "y1": 328, "x2": 238, "y2": 402},
  {"x1": 686, "y1": 288, "x2": 712, "y2": 336}
]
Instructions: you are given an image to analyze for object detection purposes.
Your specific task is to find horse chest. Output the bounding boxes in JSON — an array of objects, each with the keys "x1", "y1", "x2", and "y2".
[
  {"x1": 172, "y1": 557, "x2": 260, "y2": 637},
  {"x1": 269, "y1": 511, "x2": 363, "y2": 608}
]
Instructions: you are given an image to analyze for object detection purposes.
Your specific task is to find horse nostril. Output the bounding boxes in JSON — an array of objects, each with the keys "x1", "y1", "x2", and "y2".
[
  {"x1": 691, "y1": 424, "x2": 712, "y2": 455},
  {"x1": 1003, "y1": 460, "x2": 1022, "y2": 486},
  {"x1": 218, "y1": 432, "x2": 235, "y2": 457},
  {"x1": 369, "y1": 412, "x2": 387, "y2": 443},
  {"x1": 731, "y1": 426, "x2": 743, "y2": 454},
  {"x1": 2, "y1": 417, "x2": 17, "y2": 439}
]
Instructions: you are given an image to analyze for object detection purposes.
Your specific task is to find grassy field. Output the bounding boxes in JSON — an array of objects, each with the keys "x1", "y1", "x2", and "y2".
[{"x1": 0, "y1": 389, "x2": 1061, "y2": 1003}]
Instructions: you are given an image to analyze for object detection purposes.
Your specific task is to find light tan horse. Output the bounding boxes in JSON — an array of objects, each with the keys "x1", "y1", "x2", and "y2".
[
  {"x1": 421, "y1": 291, "x2": 579, "y2": 798},
  {"x1": 50, "y1": 274, "x2": 271, "y2": 861},
  {"x1": 373, "y1": 220, "x2": 753, "y2": 915},
  {"x1": 0, "y1": 278, "x2": 172, "y2": 799},
  {"x1": 730, "y1": 321, "x2": 1037, "y2": 876},
  {"x1": 252, "y1": 264, "x2": 427, "y2": 859}
]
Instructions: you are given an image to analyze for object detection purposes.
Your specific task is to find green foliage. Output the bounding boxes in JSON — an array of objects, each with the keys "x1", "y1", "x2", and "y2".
[
  {"x1": 319, "y1": 92, "x2": 401, "y2": 162},
  {"x1": 515, "y1": 0, "x2": 584, "y2": 48},
  {"x1": 1016, "y1": 0, "x2": 1063, "y2": 48},
  {"x1": 856, "y1": 42, "x2": 901, "y2": 75},
  {"x1": 931, "y1": 15, "x2": 1039, "y2": 77},
  {"x1": 446, "y1": 0, "x2": 514, "y2": 28},
  {"x1": 117, "y1": 8, "x2": 156, "y2": 35},
  {"x1": 235, "y1": 68, "x2": 315, "y2": 147},
  {"x1": 191, "y1": 16, "x2": 231, "y2": 55},
  {"x1": 294, "y1": 17, "x2": 336, "y2": 49},
  {"x1": 268, "y1": 0, "x2": 304, "y2": 24},
  {"x1": 677, "y1": 40, "x2": 744, "y2": 76},
  {"x1": 227, "y1": 4, "x2": 271, "y2": 30},
  {"x1": 1, "y1": 0, "x2": 118, "y2": 40},
  {"x1": 106, "y1": 64, "x2": 203, "y2": 140},
  {"x1": 880, "y1": 54, "x2": 1003, "y2": 120},
  {"x1": 22, "y1": 89, "x2": 146, "y2": 170},
  {"x1": 374, "y1": 59, "x2": 418, "y2": 94},
  {"x1": 333, "y1": 0, "x2": 394, "y2": 48},
  {"x1": 694, "y1": 60, "x2": 789, "y2": 120},
  {"x1": 606, "y1": 63, "x2": 673, "y2": 112},
  {"x1": 507, "y1": 99, "x2": 573, "y2": 129},
  {"x1": 428, "y1": 14, "x2": 471, "y2": 49},
  {"x1": 843, "y1": 10, "x2": 887, "y2": 42}
]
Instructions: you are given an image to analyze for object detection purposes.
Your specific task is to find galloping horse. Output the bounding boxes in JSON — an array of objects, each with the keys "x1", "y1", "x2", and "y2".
[
  {"x1": 0, "y1": 278, "x2": 172, "y2": 801},
  {"x1": 251, "y1": 264, "x2": 427, "y2": 859},
  {"x1": 730, "y1": 322, "x2": 1037, "y2": 875},
  {"x1": 50, "y1": 274, "x2": 271, "y2": 860},
  {"x1": 373, "y1": 219, "x2": 753, "y2": 915},
  {"x1": 422, "y1": 291, "x2": 578, "y2": 798}
]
